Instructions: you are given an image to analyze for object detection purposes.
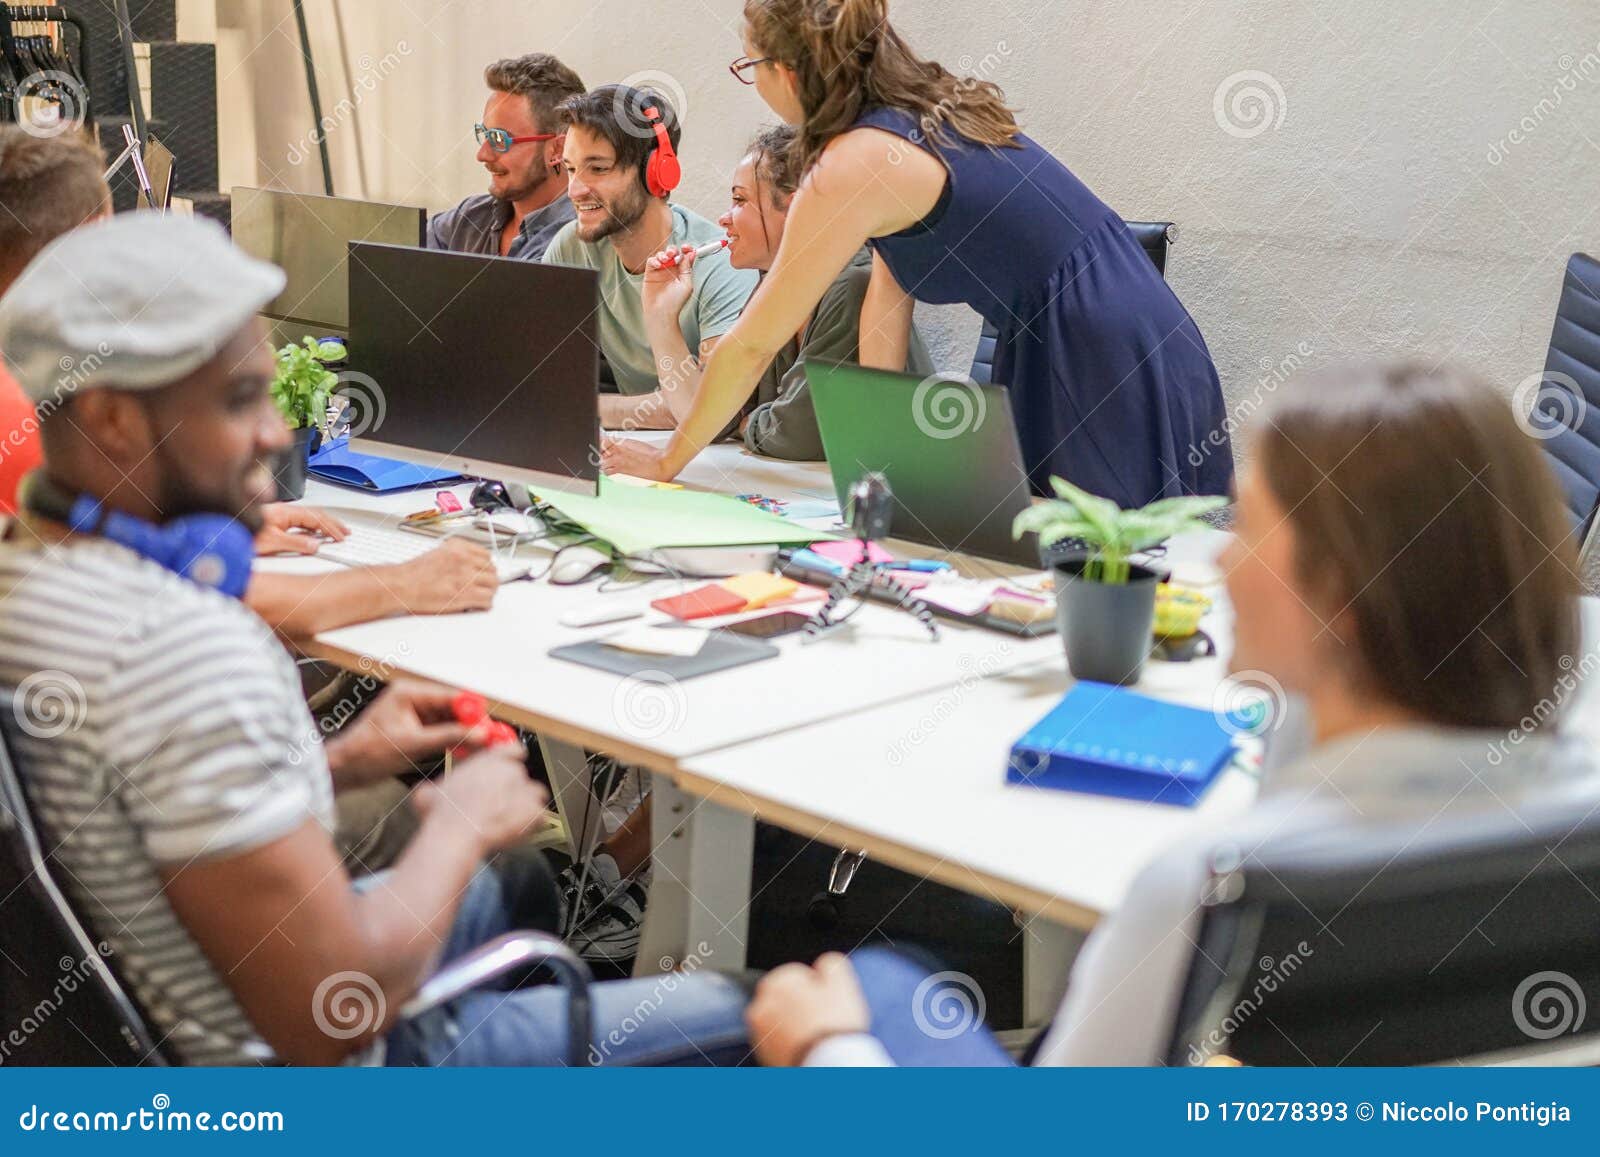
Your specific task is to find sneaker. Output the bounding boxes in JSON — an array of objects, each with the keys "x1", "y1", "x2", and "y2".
[{"x1": 569, "y1": 876, "x2": 647, "y2": 964}]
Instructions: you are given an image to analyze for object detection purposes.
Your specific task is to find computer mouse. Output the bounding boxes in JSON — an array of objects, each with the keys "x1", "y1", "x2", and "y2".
[{"x1": 549, "y1": 543, "x2": 613, "y2": 585}]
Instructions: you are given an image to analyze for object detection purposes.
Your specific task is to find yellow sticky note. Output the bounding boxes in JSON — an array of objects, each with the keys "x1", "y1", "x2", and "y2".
[{"x1": 721, "y1": 572, "x2": 798, "y2": 610}]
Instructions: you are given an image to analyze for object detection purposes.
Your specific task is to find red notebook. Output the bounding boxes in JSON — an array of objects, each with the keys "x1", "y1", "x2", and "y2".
[{"x1": 650, "y1": 585, "x2": 749, "y2": 621}]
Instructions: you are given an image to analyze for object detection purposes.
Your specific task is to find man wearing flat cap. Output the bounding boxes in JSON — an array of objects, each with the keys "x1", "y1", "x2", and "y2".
[{"x1": 0, "y1": 213, "x2": 751, "y2": 1066}]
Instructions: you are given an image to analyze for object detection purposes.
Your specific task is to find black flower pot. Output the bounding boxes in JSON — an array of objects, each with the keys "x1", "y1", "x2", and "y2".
[
  {"x1": 271, "y1": 426, "x2": 320, "y2": 502},
  {"x1": 1053, "y1": 559, "x2": 1163, "y2": 686}
]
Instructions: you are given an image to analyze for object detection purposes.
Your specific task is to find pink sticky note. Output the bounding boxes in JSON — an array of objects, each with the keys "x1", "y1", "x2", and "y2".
[{"x1": 811, "y1": 540, "x2": 893, "y2": 566}]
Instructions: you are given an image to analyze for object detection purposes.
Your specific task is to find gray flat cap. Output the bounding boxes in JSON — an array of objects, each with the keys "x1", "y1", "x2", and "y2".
[{"x1": 0, "y1": 212, "x2": 285, "y2": 405}]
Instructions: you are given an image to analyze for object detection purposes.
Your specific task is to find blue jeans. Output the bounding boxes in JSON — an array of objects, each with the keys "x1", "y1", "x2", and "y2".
[{"x1": 383, "y1": 863, "x2": 751, "y2": 1066}]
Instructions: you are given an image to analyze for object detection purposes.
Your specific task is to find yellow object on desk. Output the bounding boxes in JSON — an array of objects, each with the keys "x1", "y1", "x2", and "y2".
[
  {"x1": 721, "y1": 572, "x2": 799, "y2": 610},
  {"x1": 1153, "y1": 583, "x2": 1211, "y2": 638}
]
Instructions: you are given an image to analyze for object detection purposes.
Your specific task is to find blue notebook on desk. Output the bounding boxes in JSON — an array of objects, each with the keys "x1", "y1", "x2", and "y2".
[
  {"x1": 307, "y1": 437, "x2": 462, "y2": 492},
  {"x1": 1007, "y1": 682, "x2": 1236, "y2": 806}
]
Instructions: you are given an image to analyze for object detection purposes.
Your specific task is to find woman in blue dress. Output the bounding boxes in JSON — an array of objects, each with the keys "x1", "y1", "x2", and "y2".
[{"x1": 602, "y1": 0, "x2": 1233, "y2": 508}]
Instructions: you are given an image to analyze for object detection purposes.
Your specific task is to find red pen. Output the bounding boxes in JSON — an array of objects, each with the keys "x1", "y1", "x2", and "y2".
[{"x1": 656, "y1": 238, "x2": 729, "y2": 268}]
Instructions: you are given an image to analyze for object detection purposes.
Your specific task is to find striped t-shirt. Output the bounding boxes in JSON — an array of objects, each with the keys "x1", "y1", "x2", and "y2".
[{"x1": 0, "y1": 534, "x2": 335, "y2": 1064}]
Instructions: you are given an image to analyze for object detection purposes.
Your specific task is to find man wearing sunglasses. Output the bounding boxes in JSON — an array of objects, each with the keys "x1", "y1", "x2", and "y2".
[{"x1": 426, "y1": 54, "x2": 585, "y2": 260}]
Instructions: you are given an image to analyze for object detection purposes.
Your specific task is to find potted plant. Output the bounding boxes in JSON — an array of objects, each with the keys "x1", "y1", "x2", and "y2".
[
  {"x1": 1014, "y1": 477, "x2": 1228, "y2": 685},
  {"x1": 269, "y1": 337, "x2": 339, "y2": 500}
]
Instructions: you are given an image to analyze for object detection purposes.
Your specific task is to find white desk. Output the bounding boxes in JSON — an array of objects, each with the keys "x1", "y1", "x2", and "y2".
[{"x1": 271, "y1": 446, "x2": 1233, "y2": 989}]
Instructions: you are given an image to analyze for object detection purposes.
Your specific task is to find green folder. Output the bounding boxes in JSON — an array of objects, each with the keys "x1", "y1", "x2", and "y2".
[{"x1": 533, "y1": 477, "x2": 839, "y2": 556}]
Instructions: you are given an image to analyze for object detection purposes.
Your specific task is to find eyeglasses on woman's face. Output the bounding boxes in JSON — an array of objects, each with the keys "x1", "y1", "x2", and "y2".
[{"x1": 728, "y1": 55, "x2": 773, "y2": 85}]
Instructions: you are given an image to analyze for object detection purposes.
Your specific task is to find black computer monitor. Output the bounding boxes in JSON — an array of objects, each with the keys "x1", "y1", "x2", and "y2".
[
  {"x1": 346, "y1": 241, "x2": 601, "y2": 496},
  {"x1": 231, "y1": 187, "x2": 426, "y2": 339}
]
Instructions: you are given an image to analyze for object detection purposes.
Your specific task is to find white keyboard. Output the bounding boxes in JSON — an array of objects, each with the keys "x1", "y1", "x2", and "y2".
[{"x1": 318, "y1": 525, "x2": 533, "y2": 583}]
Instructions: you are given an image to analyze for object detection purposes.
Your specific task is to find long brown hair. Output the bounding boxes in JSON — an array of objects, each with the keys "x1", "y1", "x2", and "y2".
[
  {"x1": 1254, "y1": 363, "x2": 1580, "y2": 732},
  {"x1": 743, "y1": 0, "x2": 1020, "y2": 174}
]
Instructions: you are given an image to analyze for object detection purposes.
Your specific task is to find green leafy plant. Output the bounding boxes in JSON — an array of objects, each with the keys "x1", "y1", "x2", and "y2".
[
  {"x1": 1013, "y1": 476, "x2": 1228, "y2": 585},
  {"x1": 270, "y1": 336, "x2": 339, "y2": 431}
]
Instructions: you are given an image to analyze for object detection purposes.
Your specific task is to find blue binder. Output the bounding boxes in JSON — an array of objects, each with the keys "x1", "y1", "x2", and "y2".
[
  {"x1": 1007, "y1": 682, "x2": 1236, "y2": 806},
  {"x1": 307, "y1": 437, "x2": 463, "y2": 492}
]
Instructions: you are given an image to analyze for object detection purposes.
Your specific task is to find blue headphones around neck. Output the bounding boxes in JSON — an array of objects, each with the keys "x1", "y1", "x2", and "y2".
[{"x1": 24, "y1": 473, "x2": 255, "y2": 599}]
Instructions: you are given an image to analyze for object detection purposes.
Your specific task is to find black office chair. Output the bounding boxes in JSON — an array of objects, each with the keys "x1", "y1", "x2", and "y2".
[
  {"x1": 1165, "y1": 799, "x2": 1600, "y2": 1066},
  {"x1": 0, "y1": 714, "x2": 596, "y2": 1066},
  {"x1": 1530, "y1": 254, "x2": 1600, "y2": 542},
  {"x1": 969, "y1": 219, "x2": 1176, "y2": 386}
]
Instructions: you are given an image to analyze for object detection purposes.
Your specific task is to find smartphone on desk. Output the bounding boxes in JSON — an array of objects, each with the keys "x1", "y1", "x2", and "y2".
[{"x1": 721, "y1": 611, "x2": 811, "y2": 639}]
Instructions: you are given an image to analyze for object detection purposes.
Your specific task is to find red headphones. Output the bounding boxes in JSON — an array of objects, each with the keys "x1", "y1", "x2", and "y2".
[{"x1": 641, "y1": 104, "x2": 682, "y2": 197}]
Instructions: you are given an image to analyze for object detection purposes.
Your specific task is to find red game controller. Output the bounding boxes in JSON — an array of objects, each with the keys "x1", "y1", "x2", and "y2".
[{"x1": 451, "y1": 691, "x2": 517, "y2": 752}]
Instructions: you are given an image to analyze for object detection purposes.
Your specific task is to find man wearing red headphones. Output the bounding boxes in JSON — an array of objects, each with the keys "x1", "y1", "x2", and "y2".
[{"x1": 543, "y1": 86, "x2": 757, "y2": 432}]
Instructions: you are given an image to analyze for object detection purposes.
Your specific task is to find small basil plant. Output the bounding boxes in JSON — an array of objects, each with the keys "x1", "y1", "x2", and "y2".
[{"x1": 270, "y1": 337, "x2": 341, "y2": 431}]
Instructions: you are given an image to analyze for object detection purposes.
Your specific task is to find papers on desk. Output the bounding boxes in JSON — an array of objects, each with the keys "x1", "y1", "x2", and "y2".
[
  {"x1": 535, "y1": 476, "x2": 833, "y2": 555},
  {"x1": 603, "y1": 626, "x2": 709, "y2": 658}
]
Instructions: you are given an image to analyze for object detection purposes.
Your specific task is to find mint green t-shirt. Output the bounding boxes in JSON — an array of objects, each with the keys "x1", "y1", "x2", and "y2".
[{"x1": 542, "y1": 204, "x2": 758, "y2": 396}]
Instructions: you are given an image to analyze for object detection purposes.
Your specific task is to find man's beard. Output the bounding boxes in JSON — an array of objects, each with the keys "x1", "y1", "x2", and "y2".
[
  {"x1": 150, "y1": 437, "x2": 270, "y2": 532},
  {"x1": 576, "y1": 181, "x2": 650, "y2": 243},
  {"x1": 493, "y1": 160, "x2": 554, "y2": 203}
]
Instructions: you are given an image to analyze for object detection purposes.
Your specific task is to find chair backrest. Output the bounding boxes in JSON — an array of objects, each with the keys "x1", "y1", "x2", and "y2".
[
  {"x1": 970, "y1": 220, "x2": 1174, "y2": 386},
  {"x1": 1166, "y1": 798, "x2": 1600, "y2": 1066},
  {"x1": 0, "y1": 714, "x2": 168, "y2": 1065},
  {"x1": 1534, "y1": 253, "x2": 1600, "y2": 531}
]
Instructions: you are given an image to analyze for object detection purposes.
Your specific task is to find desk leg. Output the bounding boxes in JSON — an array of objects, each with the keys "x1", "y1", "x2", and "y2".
[
  {"x1": 1023, "y1": 918, "x2": 1084, "y2": 1027},
  {"x1": 538, "y1": 737, "x2": 605, "y2": 861},
  {"x1": 634, "y1": 778, "x2": 753, "y2": 978}
]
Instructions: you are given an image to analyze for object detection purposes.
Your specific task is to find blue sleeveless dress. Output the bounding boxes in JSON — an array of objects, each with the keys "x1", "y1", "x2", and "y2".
[{"x1": 856, "y1": 107, "x2": 1233, "y2": 507}]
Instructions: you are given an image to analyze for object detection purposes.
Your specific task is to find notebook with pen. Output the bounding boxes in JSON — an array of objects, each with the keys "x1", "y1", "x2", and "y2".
[
  {"x1": 308, "y1": 437, "x2": 463, "y2": 492},
  {"x1": 1007, "y1": 682, "x2": 1236, "y2": 806}
]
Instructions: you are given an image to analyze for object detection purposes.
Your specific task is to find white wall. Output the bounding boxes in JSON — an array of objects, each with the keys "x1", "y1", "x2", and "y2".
[{"x1": 217, "y1": 0, "x2": 1600, "y2": 432}]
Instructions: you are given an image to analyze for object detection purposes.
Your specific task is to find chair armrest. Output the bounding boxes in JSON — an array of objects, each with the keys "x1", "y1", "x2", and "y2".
[{"x1": 398, "y1": 931, "x2": 594, "y2": 1066}]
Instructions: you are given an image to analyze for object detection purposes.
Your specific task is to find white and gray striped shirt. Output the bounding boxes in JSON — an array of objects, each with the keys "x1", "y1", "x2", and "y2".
[{"x1": 0, "y1": 534, "x2": 334, "y2": 1065}]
